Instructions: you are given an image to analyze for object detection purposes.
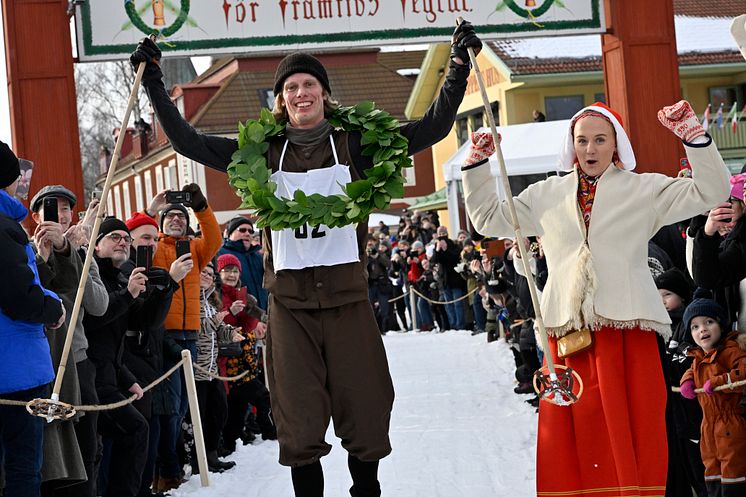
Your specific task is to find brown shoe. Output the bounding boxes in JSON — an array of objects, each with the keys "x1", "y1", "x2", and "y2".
[{"x1": 155, "y1": 476, "x2": 182, "y2": 493}]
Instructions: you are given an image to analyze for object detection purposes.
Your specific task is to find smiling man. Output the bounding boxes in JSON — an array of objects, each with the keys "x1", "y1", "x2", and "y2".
[
  {"x1": 140, "y1": 186, "x2": 222, "y2": 491},
  {"x1": 132, "y1": 22, "x2": 482, "y2": 496}
]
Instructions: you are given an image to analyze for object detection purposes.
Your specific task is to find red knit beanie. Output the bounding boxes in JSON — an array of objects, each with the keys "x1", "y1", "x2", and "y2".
[
  {"x1": 126, "y1": 212, "x2": 159, "y2": 232},
  {"x1": 217, "y1": 254, "x2": 242, "y2": 273}
]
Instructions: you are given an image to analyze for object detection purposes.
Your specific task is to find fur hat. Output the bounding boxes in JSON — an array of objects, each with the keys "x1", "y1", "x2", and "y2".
[
  {"x1": 683, "y1": 288, "x2": 730, "y2": 334},
  {"x1": 0, "y1": 141, "x2": 20, "y2": 190},
  {"x1": 96, "y1": 216, "x2": 129, "y2": 245},
  {"x1": 654, "y1": 268, "x2": 693, "y2": 303},
  {"x1": 273, "y1": 52, "x2": 331, "y2": 96},
  {"x1": 30, "y1": 185, "x2": 77, "y2": 212},
  {"x1": 217, "y1": 254, "x2": 242, "y2": 274},
  {"x1": 559, "y1": 102, "x2": 636, "y2": 172},
  {"x1": 160, "y1": 204, "x2": 189, "y2": 233}
]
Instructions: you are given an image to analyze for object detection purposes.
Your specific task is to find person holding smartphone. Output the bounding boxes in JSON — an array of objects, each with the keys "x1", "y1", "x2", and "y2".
[
  {"x1": 29, "y1": 185, "x2": 110, "y2": 495},
  {"x1": 0, "y1": 141, "x2": 66, "y2": 497},
  {"x1": 215, "y1": 254, "x2": 275, "y2": 453},
  {"x1": 690, "y1": 172, "x2": 746, "y2": 332},
  {"x1": 137, "y1": 185, "x2": 222, "y2": 492}
]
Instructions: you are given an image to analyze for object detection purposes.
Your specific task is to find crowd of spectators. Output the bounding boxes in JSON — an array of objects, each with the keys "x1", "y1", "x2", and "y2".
[
  {"x1": 0, "y1": 139, "x2": 275, "y2": 497},
  {"x1": 1, "y1": 126, "x2": 745, "y2": 496}
]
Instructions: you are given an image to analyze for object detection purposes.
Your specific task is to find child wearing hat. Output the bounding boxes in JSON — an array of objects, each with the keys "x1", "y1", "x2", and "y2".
[
  {"x1": 654, "y1": 269, "x2": 707, "y2": 497},
  {"x1": 215, "y1": 254, "x2": 276, "y2": 451},
  {"x1": 680, "y1": 289, "x2": 746, "y2": 497}
]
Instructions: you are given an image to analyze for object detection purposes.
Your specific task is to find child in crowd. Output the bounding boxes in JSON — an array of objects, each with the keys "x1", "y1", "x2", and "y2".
[
  {"x1": 195, "y1": 260, "x2": 242, "y2": 473},
  {"x1": 655, "y1": 269, "x2": 706, "y2": 497},
  {"x1": 680, "y1": 289, "x2": 746, "y2": 497},
  {"x1": 216, "y1": 254, "x2": 276, "y2": 453}
]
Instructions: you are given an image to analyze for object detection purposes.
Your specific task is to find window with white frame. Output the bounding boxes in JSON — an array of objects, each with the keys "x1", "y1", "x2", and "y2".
[
  {"x1": 144, "y1": 170, "x2": 154, "y2": 204},
  {"x1": 134, "y1": 175, "x2": 144, "y2": 212},
  {"x1": 155, "y1": 165, "x2": 164, "y2": 192},
  {"x1": 113, "y1": 185, "x2": 122, "y2": 219},
  {"x1": 122, "y1": 181, "x2": 132, "y2": 219}
]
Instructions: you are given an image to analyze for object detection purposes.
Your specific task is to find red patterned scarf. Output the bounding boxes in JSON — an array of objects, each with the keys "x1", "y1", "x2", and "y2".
[{"x1": 577, "y1": 168, "x2": 599, "y2": 229}]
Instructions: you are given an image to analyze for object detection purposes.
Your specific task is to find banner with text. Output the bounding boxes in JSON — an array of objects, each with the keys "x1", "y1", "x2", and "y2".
[{"x1": 76, "y1": 0, "x2": 605, "y2": 61}]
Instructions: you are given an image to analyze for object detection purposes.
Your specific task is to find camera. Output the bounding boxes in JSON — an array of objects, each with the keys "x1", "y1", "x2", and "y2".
[
  {"x1": 454, "y1": 261, "x2": 470, "y2": 275},
  {"x1": 166, "y1": 190, "x2": 192, "y2": 204}
]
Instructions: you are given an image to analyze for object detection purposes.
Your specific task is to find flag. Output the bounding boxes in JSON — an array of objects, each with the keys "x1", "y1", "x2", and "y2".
[
  {"x1": 702, "y1": 104, "x2": 711, "y2": 131},
  {"x1": 728, "y1": 102, "x2": 739, "y2": 134},
  {"x1": 716, "y1": 103, "x2": 724, "y2": 129}
]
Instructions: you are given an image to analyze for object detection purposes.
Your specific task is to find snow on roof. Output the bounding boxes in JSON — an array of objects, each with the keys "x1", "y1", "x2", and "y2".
[{"x1": 493, "y1": 16, "x2": 738, "y2": 61}]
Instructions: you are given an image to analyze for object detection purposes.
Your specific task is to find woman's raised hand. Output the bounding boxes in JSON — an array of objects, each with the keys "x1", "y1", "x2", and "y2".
[{"x1": 657, "y1": 100, "x2": 705, "y2": 143}]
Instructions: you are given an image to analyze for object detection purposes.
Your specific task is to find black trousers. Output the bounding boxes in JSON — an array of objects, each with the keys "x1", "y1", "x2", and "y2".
[
  {"x1": 223, "y1": 379, "x2": 272, "y2": 446},
  {"x1": 57, "y1": 359, "x2": 99, "y2": 497},
  {"x1": 195, "y1": 380, "x2": 228, "y2": 451},
  {"x1": 97, "y1": 393, "x2": 148, "y2": 497}
]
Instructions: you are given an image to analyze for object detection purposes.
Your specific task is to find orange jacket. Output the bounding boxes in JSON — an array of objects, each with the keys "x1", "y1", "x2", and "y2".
[
  {"x1": 152, "y1": 206, "x2": 222, "y2": 331},
  {"x1": 681, "y1": 332, "x2": 746, "y2": 481}
]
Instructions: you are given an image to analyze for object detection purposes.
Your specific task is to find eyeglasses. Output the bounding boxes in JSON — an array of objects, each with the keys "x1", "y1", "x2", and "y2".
[
  {"x1": 106, "y1": 233, "x2": 132, "y2": 244},
  {"x1": 165, "y1": 212, "x2": 187, "y2": 220},
  {"x1": 236, "y1": 227, "x2": 254, "y2": 234},
  {"x1": 201, "y1": 269, "x2": 215, "y2": 278},
  {"x1": 220, "y1": 267, "x2": 240, "y2": 274}
]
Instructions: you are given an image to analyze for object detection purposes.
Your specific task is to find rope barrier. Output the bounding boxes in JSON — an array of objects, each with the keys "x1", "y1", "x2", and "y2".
[
  {"x1": 671, "y1": 378, "x2": 746, "y2": 394},
  {"x1": 410, "y1": 286, "x2": 478, "y2": 305},
  {"x1": 0, "y1": 357, "x2": 186, "y2": 414},
  {"x1": 193, "y1": 363, "x2": 250, "y2": 382},
  {"x1": 387, "y1": 290, "x2": 410, "y2": 303}
]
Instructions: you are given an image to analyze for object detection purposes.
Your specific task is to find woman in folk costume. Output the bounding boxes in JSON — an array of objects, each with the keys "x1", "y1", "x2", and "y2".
[{"x1": 462, "y1": 100, "x2": 730, "y2": 497}]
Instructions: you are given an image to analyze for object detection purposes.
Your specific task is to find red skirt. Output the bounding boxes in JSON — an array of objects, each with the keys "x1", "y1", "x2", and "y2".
[{"x1": 536, "y1": 326, "x2": 667, "y2": 497}]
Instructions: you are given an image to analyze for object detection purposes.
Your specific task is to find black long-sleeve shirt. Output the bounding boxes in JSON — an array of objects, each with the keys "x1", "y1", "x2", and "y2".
[{"x1": 143, "y1": 60, "x2": 471, "y2": 309}]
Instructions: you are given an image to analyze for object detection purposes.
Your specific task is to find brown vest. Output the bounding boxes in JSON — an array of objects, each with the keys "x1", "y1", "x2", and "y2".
[{"x1": 261, "y1": 131, "x2": 371, "y2": 309}]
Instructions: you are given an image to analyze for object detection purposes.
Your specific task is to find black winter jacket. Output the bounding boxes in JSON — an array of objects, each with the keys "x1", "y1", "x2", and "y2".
[{"x1": 83, "y1": 256, "x2": 175, "y2": 402}]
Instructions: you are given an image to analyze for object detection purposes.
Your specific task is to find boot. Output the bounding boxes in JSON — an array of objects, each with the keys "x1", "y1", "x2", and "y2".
[
  {"x1": 240, "y1": 430, "x2": 256, "y2": 445},
  {"x1": 207, "y1": 450, "x2": 236, "y2": 471},
  {"x1": 348, "y1": 455, "x2": 381, "y2": 497},
  {"x1": 291, "y1": 461, "x2": 324, "y2": 497},
  {"x1": 513, "y1": 382, "x2": 534, "y2": 394}
]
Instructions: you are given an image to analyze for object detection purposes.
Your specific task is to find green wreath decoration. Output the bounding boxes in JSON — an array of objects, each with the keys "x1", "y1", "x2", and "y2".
[
  {"x1": 125, "y1": 0, "x2": 190, "y2": 38},
  {"x1": 227, "y1": 102, "x2": 411, "y2": 231}
]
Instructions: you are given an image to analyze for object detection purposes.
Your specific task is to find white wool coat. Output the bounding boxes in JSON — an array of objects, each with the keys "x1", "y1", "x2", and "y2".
[{"x1": 463, "y1": 140, "x2": 730, "y2": 339}]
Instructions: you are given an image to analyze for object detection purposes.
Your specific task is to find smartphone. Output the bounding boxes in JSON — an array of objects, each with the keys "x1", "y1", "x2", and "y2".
[
  {"x1": 236, "y1": 287, "x2": 248, "y2": 303},
  {"x1": 175, "y1": 239, "x2": 191, "y2": 258},
  {"x1": 166, "y1": 190, "x2": 192, "y2": 204},
  {"x1": 723, "y1": 198, "x2": 733, "y2": 224},
  {"x1": 43, "y1": 197, "x2": 58, "y2": 223},
  {"x1": 91, "y1": 190, "x2": 103, "y2": 200},
  {"x1": 136, "y1": 245, "x2": 153, "y2": 271}
]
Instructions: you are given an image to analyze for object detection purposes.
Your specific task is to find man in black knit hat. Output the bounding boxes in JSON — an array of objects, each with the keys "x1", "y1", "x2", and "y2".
[{"x1": 131, "y1": 22, "x2": 482, "y2": 496}]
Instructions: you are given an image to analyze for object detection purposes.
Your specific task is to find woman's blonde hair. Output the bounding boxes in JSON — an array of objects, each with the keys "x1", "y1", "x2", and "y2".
[{"x1": 271, "y1": 90, "x2": 340, "y2": 123}]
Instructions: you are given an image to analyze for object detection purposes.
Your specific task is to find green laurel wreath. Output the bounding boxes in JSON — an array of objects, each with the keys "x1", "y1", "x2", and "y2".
[
  {"x1": 226, "y1": 102, "x2": 411, "y2": 231},
  {"x1": 124, "y1": 0, "x2": 190, "y2": 38}
]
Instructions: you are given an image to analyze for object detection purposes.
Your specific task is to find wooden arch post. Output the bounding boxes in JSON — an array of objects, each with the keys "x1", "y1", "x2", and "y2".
[
  {"x1": 602, "y1": 0, "x2": 683, "y2": 176},
  {"x1": 2, "y1": 0, "x2": 84, "y2": 205}
]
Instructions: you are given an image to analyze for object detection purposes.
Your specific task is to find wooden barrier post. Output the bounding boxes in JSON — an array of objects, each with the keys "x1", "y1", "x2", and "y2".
[{"x1": 181, "y1": 349, "x2": 210, "y2": 487}]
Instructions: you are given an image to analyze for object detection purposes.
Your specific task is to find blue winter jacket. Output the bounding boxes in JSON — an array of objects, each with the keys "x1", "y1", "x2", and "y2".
[
  {"x1": 0, "y1": 190, "x2": 62, "y2": 394},
  {"x1": 218, "y1": 239, "x2": 268, "y2": 310}
]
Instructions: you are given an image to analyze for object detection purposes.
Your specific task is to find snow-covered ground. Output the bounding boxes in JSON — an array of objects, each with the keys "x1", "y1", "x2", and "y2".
[{"x1": 172, "y1": 330, "x2": 538, "y2": 497}]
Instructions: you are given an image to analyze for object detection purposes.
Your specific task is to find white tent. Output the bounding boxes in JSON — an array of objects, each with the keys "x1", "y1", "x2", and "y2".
[
  {"x1": 443, "y1": 120, "x2": 570, "y2": 182},
  {"x1": 442, "y1": 119, "x2": 570, "y2": 232}
]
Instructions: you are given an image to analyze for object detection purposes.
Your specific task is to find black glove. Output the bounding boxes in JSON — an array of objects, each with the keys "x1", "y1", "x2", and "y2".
[
  {"x1": 450, "y1": 20, "x2": 482, "y2": 65},
  {"x1": 130, "y1": 37, "x2": 163, "y2": 82},
  {"x1": 182, "y1": 183, "x2": 208, "y2": 212}
]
